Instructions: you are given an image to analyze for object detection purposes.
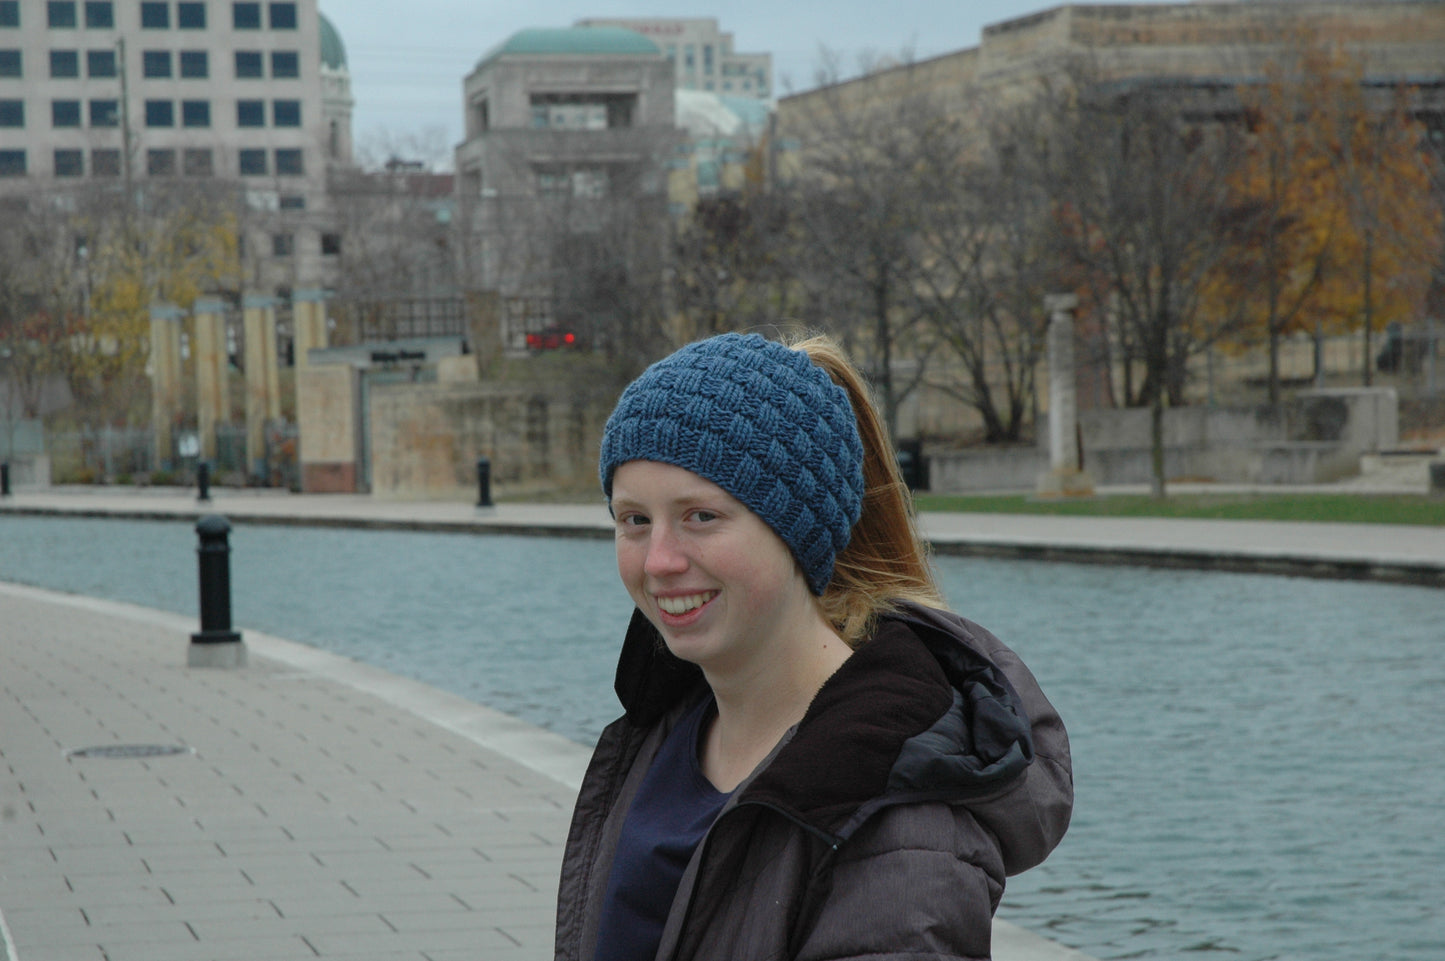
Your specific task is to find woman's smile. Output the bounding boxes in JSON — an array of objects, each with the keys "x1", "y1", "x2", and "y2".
[{"x1": 656, "y1": 591, "x2": 719, "y2": 616}]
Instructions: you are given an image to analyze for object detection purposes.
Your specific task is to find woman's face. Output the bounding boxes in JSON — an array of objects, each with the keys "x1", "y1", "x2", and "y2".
[{"x1": 610, "y1": 460, "x2": 814, "y2": 678}]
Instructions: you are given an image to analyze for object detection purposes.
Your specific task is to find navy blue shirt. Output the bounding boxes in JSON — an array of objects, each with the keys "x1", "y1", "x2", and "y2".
[{"x1": 593, "y1": 696, "x2": 732, "y2": 961}]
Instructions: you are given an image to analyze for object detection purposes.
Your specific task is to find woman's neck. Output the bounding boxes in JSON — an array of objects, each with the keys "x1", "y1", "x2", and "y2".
[{"x1": 699, "y1": 612, "x2": 851, "y2": 792}]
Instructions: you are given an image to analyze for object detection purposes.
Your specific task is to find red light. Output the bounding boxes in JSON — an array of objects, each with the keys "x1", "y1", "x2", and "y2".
[{"x1": 564, "y1": 332, "x2": 576, "y2": 344}]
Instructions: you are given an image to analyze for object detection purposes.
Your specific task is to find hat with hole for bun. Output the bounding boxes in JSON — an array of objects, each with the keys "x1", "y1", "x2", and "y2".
[{"x1": 599, "y1": 332, "x2": 864, "y2": 595}]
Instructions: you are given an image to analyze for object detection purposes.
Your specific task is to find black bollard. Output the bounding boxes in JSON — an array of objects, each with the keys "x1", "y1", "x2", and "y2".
[
  {"x1": 0, "y1": 462, "x2": 9, "y2": 498},
  {"x1": 476, "y1": 456, "x2": 493, "y2": 508},
  {"x1": 196, "y1": 461, "x2": 211, "y2": 503},
  {"x1": 191, "y1": 515, "x2": 242, "y2": 647}
]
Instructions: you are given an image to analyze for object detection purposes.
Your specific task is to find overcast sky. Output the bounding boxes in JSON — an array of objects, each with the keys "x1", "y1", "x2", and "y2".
[{"x1": 321, "y1": 1, "x2": 1177, "y2": 163}]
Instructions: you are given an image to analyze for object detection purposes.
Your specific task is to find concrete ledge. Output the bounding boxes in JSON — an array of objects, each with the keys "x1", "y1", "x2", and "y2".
[{"x1": 928, "y1": 539, "x2": 1445, "y2": 589}]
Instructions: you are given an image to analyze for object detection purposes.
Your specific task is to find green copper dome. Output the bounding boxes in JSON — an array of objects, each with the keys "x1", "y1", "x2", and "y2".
[
  {"x1": 477, "y1": 26, "x2": 659, "y2": 67},
  {"x1": 319, "y1": 13, "x2": 347, "y2": 70}
]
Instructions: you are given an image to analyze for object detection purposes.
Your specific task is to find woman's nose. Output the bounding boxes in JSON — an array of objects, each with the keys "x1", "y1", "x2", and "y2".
[{"x1": 643, "y1": 524, "x2": 689, "y2": 577}]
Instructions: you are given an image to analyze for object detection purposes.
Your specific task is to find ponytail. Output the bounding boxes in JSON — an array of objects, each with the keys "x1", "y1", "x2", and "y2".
[{"x1": 789, "y1": 335, "x2": 944, "y2": 645}]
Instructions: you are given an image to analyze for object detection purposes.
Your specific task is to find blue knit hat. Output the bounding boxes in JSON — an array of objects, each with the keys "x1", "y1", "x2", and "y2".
[{"x1": 600, "y1": 333, "x2": 865, "y2": 595}]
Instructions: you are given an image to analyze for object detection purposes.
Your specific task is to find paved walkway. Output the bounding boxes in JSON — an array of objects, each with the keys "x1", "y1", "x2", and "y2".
[{"x1": 0, "y1": 582, "x2": 1093, "y2": 961}]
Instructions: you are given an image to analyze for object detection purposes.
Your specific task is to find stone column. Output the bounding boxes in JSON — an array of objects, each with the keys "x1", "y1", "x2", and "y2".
[
  {"x1": 291, "y1": 288, "x2": 329, "y2": 370},
  {"x1": 1036, "y1": 293, "x2": 1095, "y2": 498},
  {"x1": 192, "y1": 298, "x2": 229, "y2": 463},
  {"x1": 148, "y1": 303, "x2": 185, "y2": 471},
  {"x1": 242, "y1": 296, "x2": 280, "y2": 480}
]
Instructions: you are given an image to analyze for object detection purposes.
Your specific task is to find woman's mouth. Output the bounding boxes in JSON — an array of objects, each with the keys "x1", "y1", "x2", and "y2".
[{"x1": 656, "y1": 591, "x2": 718, "y2": 615}]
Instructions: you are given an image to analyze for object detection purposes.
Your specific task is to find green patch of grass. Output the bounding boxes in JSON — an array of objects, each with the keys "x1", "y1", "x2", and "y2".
[{"x1": 912, "y1": 492, "x2": 1445, "y2": 526}]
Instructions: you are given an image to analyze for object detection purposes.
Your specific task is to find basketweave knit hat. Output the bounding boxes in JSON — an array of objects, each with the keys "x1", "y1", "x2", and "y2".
[{"x1": 599, "y1": 332, "x2": 865, "y2": 595}]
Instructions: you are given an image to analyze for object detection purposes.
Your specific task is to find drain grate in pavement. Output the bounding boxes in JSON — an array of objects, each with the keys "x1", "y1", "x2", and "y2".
[{"x1": 66, "y1": 744, "x2": 194, "y2": 759}]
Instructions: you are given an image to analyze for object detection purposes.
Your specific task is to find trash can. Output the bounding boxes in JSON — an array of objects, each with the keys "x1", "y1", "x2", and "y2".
[{"x1": 895, "y1": 440, "x2": 928, "y2": 492}]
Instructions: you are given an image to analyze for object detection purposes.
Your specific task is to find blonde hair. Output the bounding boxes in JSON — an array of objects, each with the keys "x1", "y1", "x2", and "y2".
[{"x1": 789, "y1": 334, "x2": 945, "y2": 645}]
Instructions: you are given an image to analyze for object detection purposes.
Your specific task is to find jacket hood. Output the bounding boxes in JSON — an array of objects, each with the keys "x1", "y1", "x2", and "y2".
[{"x1": 612, "y1": 601, "x2": 1071, "y2": 874}]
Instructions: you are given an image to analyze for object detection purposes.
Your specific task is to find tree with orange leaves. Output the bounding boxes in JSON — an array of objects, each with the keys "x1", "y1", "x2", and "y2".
[{"x1": 1214, "y1": 40, "x2": 1442, "y2": 396}]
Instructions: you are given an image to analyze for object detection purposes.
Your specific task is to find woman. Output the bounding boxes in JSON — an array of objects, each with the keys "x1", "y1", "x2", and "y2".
[{"x1": 556, "y1": 332, "x2": 1072, "y2": 961}]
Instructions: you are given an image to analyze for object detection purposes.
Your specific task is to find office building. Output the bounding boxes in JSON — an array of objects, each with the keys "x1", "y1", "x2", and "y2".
[
  {"x1": 0, "y1": 0, "x2": 352, "y2": 289},
  {"x1": 576, "y1": 17, "x2": 771, "y2": 99}
]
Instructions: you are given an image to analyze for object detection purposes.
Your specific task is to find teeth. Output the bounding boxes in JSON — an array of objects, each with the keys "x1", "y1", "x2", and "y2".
[{"x1": 657, "y1": 592, "x2": 715, "y2": 615}]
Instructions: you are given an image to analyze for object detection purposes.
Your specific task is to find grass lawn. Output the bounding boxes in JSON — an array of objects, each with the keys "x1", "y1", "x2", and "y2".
[{"x1": 912, "y1": 492, "x2": 1445, "y2": 526}]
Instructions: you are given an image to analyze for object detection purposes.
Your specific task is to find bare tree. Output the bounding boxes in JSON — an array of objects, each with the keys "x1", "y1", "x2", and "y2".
[
  {"x1": 670, "y1": 187, "x2": 800, "y2": 343},
  {"x1": 903, "y1": 87, "x2": 1067, "y2": 443},
  {"x1": 778, "y1": 58, "x2": 942, "y2": 439},
  {"x1": 1048, "y1": 73, "x2": 1254, "y2": 496}
]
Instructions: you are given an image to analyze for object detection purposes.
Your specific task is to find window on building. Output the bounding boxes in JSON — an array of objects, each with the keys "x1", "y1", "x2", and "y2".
[
  {"x1": 92, "y1": 147, "x2": 120, "y2": 175},
  {"x1": 270, "y1": 49, "x2": 297, "y2": 78},
  {"x1": 144, "y1": 99, "x2": 173, "y2": 127},
  {"x1": 50, "y1": 49, "x2": 79, "y2": 77},
  {"x1": 87, "y1": 48, "x2": 115, "y2": 76},
  {"x1": 684, "y1": 45, "x2": 694, "y2": 69},
  {"x1": 183, "y1": 147, "x2": 212, "y2": 176},
  {"x1": 232, "y1": 2, "x2": 260, "y2": 29},
  {"x1": 0, "y1": 2, "x2": 18, "y2": 28},
  {"x1": 272, "y1": 99, "x2": 299, "y2": 127},
  {"x1": 140, "y1": 2, "x2": 168, "y2": 28},
  {"x1": 0, "y1": 49, "x2": 19, "y2": 77},
  {"x1": 142, "y1": 49, "x2": 171, "y2": 77},
  {"x1": 529, "y1": 93, "x2": 635, "y2": 131},
  {"x1": 52, "y1": 99, "x2": 81, "y2": 127},
  {"x1": 181, "y1": 99, "x2": 208, "y2": 126},
  {"x1": 236, "y1": 99, "x2": 263, "y2": 126},
  {"x1": 84, "y1": 2, "x2": 112, "y2": 28},
  {"x1": 0, "y1": 150, "x2": 25, "y2": 176},
  {"x1": 89, "y1": 98, "x2": 118, "y2": 126},
  {"x1": 0, "y1": 99, "x2": 23, "y2": 127},
  {"x1": 54, "y1": 148, "x2": 83, "y2": 177},
  {"x1": 278, "y1": 194, "x2": 304, "y2": 210},
  {"x1": 238, "y1": 147, "x2": 266, "y2": 175},
  {"x1": 234, "y1": 50, "x2": 262, "y2": 78},
  {"x1": 268, "y1": 3, "x2": 295, "y2": 29},
  {"x1": 177, "y1": 2, "x2": 204, "y2": 28},
  {"x1": 321, "y1": 233, "x2": 341, "y2": 255},
  {"x1": 147, "y1": 148, "x2": 176, "y2": 176},
  {"x1": 271, "y1": 232, "x2": 293, "y2": 256},
  {"x1": 179, "y1": 49, "x2": 206, "y2": 77},
  {"x1": 274, "y1": 148, "x2": 302, "y2": 175},
  {"x1": 703, "y1": 44, "x2": 713, "y2": 73},
  {"x1": 48, "y1": 2, "x2": 77, "y2": 28}
]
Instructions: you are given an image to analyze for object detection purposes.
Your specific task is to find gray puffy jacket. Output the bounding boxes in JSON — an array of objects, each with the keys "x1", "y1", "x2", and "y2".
[{"x1": 555, "y1": 601, "x2": 1073, "y2": 961}]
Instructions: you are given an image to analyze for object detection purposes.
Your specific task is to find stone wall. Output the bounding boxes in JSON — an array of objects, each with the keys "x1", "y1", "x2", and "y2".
[
  {"x1": 367, "y1": 380, "x2": 612, "y2": 501},
  {"x1": 297, "y1": 365, "x2": 361, "y2": 493},
  {"x1": 929, "y1": 388, "x2": 1399, "y2": 491}
]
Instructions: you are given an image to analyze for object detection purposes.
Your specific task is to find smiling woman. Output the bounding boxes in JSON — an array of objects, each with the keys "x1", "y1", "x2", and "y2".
[{"x1": 559, "y1": 332, "x2": 1073, "y2": 961}]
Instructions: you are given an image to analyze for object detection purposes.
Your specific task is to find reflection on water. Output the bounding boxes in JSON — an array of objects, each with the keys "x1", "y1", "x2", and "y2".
[{"x1": 3, "y1": 514, "x2": 1442, "y2": 961}]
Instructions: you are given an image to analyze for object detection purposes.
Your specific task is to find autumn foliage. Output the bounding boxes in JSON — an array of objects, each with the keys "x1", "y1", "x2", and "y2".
[{"x1": 1209, "y1": 40, "x2": 1443, "y2": 399}]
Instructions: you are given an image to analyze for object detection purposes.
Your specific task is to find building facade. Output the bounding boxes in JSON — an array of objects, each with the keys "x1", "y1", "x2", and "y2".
[
  {"x1": 576, "y1": 17, "x2": 772, "y2": 100},
  {"x1": 454, "y1": 25, "x2": 678, "y2": 354},
  {"x1": 0, "y1": 0, "x2": 352, "y2": 291}
]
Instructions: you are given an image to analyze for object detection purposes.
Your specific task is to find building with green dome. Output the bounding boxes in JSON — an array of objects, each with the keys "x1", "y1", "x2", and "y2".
[
  {"x1": 454, "y1": 25, "x2": 680, "y2": 354},
  {"x1": 319, "y1": 11, "x2": 354, "y2": 167}
]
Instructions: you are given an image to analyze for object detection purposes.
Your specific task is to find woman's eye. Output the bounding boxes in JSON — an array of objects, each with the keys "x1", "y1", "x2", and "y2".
[{"x1": 691, "y1": 510, "x2": 718, "y2": 523}]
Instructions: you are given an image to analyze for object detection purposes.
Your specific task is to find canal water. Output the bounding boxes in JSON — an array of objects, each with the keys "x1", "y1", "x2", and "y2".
[{"x1": 1, "y1": 514, "x2": 1441, "y2": 961}]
